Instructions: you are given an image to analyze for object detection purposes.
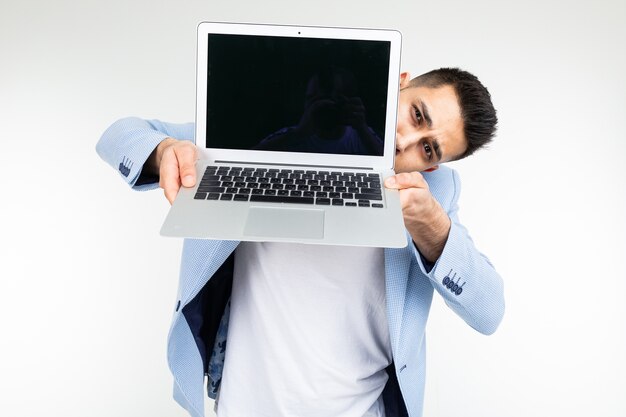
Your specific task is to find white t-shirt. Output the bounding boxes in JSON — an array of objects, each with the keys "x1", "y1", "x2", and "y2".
[{"x1": 217, "y1": 242, "x2": 392, "y2": 417}]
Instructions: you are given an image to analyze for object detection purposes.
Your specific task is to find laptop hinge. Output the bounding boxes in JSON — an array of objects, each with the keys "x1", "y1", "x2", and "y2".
[{"x1": 213, "y1": 160, "x2": 375, "y2": 171}]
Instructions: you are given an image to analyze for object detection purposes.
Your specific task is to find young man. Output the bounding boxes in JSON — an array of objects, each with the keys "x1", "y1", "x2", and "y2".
[{"x1": 97, "y1": 68, "x2": 505, "y2": 417}]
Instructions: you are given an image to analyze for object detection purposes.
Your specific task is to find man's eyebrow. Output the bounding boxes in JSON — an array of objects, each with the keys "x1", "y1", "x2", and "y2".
[
  {"x1": 432, "y1": 139, "x2": 442, "y2": 162},
  {"x1": 419, "y1": 100, "x2": 433, "y2": 128}
]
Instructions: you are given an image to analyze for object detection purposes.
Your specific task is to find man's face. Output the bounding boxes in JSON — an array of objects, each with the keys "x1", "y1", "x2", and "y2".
[{"x1": 394, "y1": 80, "x2": 467, "y2": 173}]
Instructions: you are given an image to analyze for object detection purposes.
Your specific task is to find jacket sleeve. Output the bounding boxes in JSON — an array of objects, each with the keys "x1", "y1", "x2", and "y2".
[
  {"x1": 95, "y1": 117, "x2": 195, "y2": 190},
  {"x1": 412, "y1": 168, "x2": 505, "y2": 335}
]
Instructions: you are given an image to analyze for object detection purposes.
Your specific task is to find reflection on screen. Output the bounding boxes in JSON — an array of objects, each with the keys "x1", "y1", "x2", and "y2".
[{"x1": 206, "y1": 34, "x2": 390, "y2": 156}]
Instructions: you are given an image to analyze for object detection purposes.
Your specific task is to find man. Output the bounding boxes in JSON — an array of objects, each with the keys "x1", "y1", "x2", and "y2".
[
  {"x1": 255, "y1": 66, "x2": 384, "y2": 155},
  {"x1": 97, "y1": 68, "x2": 505, "y2": 417}
]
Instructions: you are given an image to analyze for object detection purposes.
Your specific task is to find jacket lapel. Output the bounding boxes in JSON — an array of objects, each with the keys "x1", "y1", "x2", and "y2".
[
  {"x1": 384, "y1": 237, "x2": 412, "y2": 360},
  {"x1": 179, "y1": 239, "x2": 240, "y2": 304}
]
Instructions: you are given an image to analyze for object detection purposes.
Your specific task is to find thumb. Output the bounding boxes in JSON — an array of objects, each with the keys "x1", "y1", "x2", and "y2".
[
  {"x1": 180, "y1": 167, "x2": 196, "y2": 187},
  {"x1": 384, "y1": 172, "x2": 424, "y2": 189},
  {"x1": 175, "y1": 147, "x2": 197, "y2": 188},
  {"x1": 384, "y1": 175, "x2": 399, "y2": 189}
]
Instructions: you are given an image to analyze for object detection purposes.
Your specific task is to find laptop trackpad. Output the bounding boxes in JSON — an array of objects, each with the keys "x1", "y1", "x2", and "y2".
[{"x1": 244, "y1": 207, "x2": 324, "y2": 239}]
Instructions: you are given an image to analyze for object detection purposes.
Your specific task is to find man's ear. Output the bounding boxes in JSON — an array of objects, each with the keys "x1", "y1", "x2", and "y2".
[
  {"x1": 423, "y1": 165, "x2": 439, "y2": 172},
  {"x1": 399, "y1": 72, "x2": 411, "y2": 89}
]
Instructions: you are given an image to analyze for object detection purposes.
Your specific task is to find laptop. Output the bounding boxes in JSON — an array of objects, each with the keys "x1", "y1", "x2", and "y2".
[{"x1": 161, "y1": 22, "x2": 407, "y2": 248}]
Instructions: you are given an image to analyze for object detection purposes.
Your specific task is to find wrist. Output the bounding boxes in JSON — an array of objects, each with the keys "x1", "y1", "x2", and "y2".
[
  {"x1": 146, "y1": 137, "x2": 177, "y2": 176},
  {"x1": 409, "y1": 198, "x2": 451, "y2": 262}
]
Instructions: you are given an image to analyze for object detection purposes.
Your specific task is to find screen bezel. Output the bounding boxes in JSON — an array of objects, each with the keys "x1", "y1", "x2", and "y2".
[{"x1": 195, "y1": 22, "x2": 402, "y2": 169}]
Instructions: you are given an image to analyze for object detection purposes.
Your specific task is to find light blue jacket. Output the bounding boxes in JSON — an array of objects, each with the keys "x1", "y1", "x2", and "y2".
[{"x1": 97, "y1": 117, "x2": 505, "y2": 417}]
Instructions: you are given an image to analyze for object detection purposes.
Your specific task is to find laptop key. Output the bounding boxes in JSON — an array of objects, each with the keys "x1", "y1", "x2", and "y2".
[
  {"x1": 194, "y1": 193, "x2": 207, "y2": 200},
  {"x1": 355, "y1": 193, "x2": 383, "y2": 201},
  {"x1": 250, "y1": 195, "x2": 314, "y2": 204},
  {"x1": 372, "y1": 203, "x2": 384, "y2": 208},
  {"x1": 220, "y1": 194, "x2": 233, "y2": 201},
  {"x1": 207, "y1": 193, "x2": 220, "y2": 200},
  {"x1": 332, "y1": 199, "x2": 344, "y2": 206},
  {"x1": 316, "y1": 198, "x2": 331, "y2": 205},
  {"x1": 199, "y1": 186, "x2": 225, "y2": 193},
  {"x1": 234, "y1": 194, "x2": 249, "y2": 201},
  {"x1": 360, "y1": 187, "x2": 382, "y2": 194},
  {"x1": 251, "y1": 189, "x2": 264, "y2": 195},
  {"x1": 358, "y1": 200, "x2": 370, "y2": 207}
]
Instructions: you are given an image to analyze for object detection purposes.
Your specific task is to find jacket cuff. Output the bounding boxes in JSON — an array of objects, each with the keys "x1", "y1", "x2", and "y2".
[{"x1": 97, "y1": 118, "x2": 168, "y2": 191}]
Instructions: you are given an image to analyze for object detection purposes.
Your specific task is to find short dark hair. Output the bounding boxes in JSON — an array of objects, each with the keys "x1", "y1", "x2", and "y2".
[{"x1": 409, "y1": 67, "x2": 497, "y2": 160}]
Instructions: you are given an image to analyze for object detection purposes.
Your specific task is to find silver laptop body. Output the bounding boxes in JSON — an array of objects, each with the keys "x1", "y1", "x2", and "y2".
[{"x1": 161, "y1": 22, "x2": 407, "y2": 248}]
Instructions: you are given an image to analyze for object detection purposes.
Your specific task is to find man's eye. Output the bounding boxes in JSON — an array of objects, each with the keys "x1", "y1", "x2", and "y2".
[
  {"x1": 413, "y1": 106, "x2": 422, "y2": 123},
  {"x1": 424, "y1": 143, "x2": 432, "y2": 160}
]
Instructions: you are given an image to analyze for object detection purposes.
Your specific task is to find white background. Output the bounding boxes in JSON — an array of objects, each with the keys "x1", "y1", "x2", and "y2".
[{"x1": 1, "y1": 0, "x2": 625, "y2": 416}]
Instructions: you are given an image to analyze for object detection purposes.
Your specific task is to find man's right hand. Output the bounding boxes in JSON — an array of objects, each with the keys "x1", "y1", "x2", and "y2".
[{"x1": 147, "y1": 138, "x2": 198, "y2": 204}]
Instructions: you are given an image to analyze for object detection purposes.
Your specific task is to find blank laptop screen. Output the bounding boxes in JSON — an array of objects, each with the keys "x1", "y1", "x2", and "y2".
[{"x1": 206, "y1": 34, "x2": 391, "y2": 156}]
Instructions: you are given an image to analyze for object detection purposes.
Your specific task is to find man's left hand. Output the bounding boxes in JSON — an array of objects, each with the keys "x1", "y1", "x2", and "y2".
[{"x1": 385, "y1": 172, "x2": 451, "y2": 262}]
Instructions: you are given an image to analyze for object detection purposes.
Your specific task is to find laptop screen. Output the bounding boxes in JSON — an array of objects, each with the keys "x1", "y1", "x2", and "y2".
[{"x1": 206, "y1": 34, "x2": 391, "y2": 157}]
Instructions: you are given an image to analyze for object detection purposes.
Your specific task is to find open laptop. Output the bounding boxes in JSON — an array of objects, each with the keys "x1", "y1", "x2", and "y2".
[{"x1": 161, "y1": 22, "x2": 407, "y2": 248}]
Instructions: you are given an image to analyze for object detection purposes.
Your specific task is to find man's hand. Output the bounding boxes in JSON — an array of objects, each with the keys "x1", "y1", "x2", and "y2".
[
  {"x1": 385, "y1": 172, "x2": 451, "y2": 262},
  {"x1": 146, "y1": 138, "x2": 198, "y2": 204}
]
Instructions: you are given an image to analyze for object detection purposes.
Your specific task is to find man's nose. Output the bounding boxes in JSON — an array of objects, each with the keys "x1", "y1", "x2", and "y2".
[{"x1": 395, "y1": 131, "x2": 416, "y2": 152}]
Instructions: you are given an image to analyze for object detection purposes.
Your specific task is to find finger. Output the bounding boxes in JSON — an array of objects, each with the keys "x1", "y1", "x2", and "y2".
[
  {"x1": 384, "y1": 172, "x2": 427, "y2": 189},
  {"x1": 175, "y1": 144, "x2": 198, "y2": 187},
  {"x1": 160, "y1": 147, "x2": 181, "y2": 204}
]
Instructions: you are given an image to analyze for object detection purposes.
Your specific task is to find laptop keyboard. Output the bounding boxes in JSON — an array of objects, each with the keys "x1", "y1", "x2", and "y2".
[{"x1": 193, "y1": 166, "x2": 384, "y2": 208}]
